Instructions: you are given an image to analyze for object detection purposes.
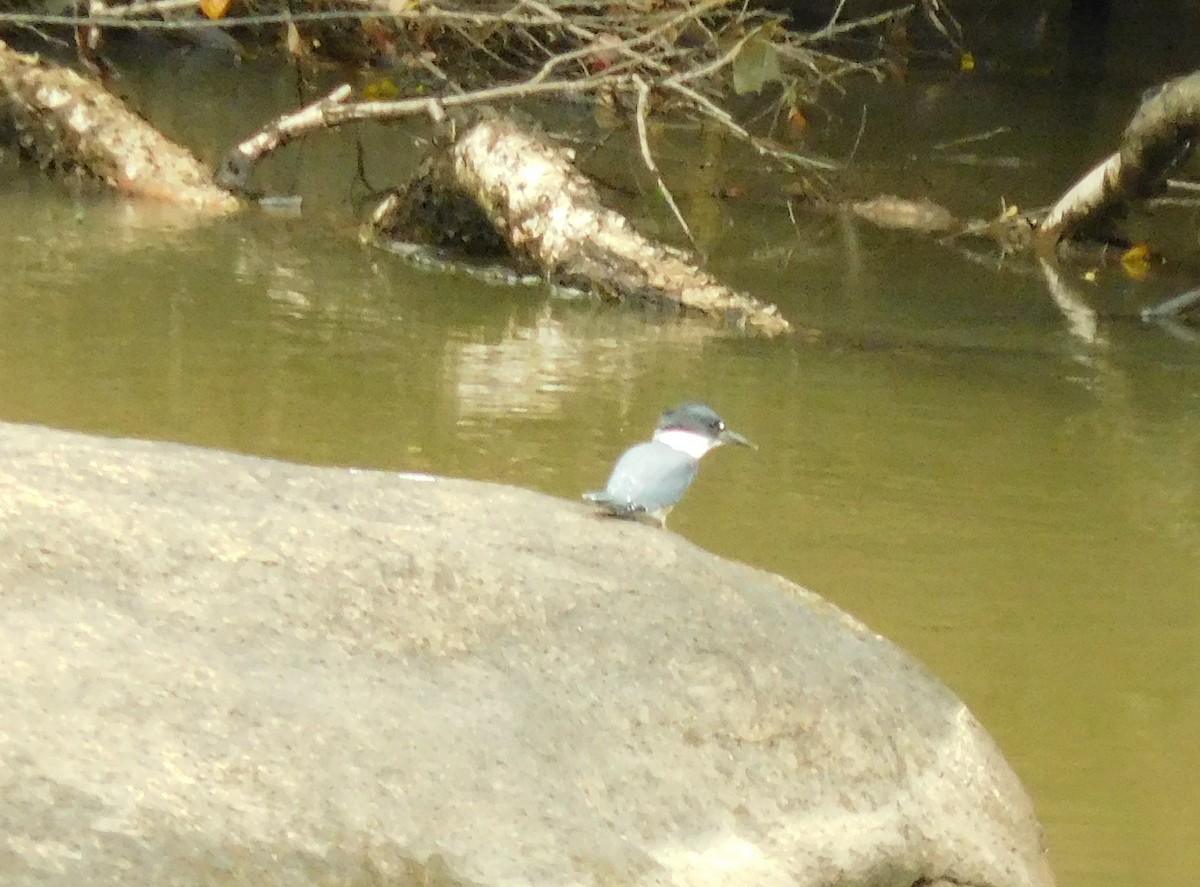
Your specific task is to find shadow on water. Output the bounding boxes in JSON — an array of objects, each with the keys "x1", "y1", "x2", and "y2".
[{"x1": 0, "y1": 43, "x2": 1198, "y2": 887}]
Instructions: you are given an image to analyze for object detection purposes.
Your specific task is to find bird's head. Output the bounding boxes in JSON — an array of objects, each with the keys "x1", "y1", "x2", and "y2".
[{"x1": 653, "y1": 402, "x2": 754, "y2": 458}]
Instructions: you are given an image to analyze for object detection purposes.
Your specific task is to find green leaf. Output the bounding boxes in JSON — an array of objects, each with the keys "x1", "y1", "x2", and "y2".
[{"x1": 731, "y1": 33, "x2": 782, "y2": 96}]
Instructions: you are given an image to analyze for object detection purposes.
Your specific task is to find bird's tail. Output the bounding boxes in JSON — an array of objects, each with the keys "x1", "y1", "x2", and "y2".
[{"x1": 582, "y1": 491, "x2": 640, "y2": 518}]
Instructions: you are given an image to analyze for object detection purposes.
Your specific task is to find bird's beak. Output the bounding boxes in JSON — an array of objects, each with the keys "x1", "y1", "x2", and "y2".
[{"x1": 719, "y1": 428, "x2": 755, "y2": 449}]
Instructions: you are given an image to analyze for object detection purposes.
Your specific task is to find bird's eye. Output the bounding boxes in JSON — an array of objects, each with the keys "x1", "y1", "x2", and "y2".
[{"x1": 717, "y1": 421, "x2": 725, "y2": 431}]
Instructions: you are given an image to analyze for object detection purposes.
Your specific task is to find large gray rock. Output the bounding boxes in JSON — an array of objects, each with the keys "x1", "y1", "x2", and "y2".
[{"x1": 0, "y1": 422, "x2": 1055, "y2": 887}]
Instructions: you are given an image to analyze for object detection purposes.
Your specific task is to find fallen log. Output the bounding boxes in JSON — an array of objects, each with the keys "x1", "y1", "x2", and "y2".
[
  {"x1": 368, "y1": 115, "x2": 796, "y2": 337},
  {"x1": 0, "y1": 40, "x2": 238, "y2": 213}
]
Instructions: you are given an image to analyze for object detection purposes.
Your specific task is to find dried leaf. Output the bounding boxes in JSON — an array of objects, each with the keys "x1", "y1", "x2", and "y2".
[
  {"x1": 285, "y1": 20, "x2": 304, "y2": 58},
  {"x1": 583, "y1": 33, "x2": 622, "y2": 73},
  {"x1": 199, "y1": 0, "x2": 232, "y2": 20}
]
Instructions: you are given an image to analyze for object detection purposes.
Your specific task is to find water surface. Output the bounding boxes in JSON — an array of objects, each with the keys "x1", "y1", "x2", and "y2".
[{"x1": 1, "y1": 49, "x2": 1197, "y2": 887}]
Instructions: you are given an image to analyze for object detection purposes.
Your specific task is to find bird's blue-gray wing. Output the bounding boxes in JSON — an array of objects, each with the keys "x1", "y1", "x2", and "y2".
[{"x1": 589, "y1": 441, "x2": 698, "y2": 515}]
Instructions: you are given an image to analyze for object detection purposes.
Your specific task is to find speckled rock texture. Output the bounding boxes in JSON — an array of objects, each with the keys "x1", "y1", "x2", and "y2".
[{"x1": 0, "y1": 422, "x2": 1055, "y2": 887}]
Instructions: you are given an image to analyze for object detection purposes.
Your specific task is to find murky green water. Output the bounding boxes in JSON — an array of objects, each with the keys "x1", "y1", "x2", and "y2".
[{"x1": 2, "y1": 48, "x2": 1198, "y2": 887}]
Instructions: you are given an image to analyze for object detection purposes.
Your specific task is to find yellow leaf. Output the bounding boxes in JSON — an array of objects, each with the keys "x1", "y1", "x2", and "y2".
[
  {"x1": 199, "y1": 0, "x2": 232, "y2": 20},
  {"x1": 1003, "y1": 203, "x2": 1018, "y2": 218},
  {"x1": 1083, "y1": 269, "x2": 1098, "y2": 283},
  {"x1": 363, "y1": 78, "x2": 401, "y2": 101},
  {"x1": 1121, "y1": 243, "x2": 1153, "y2": 279},
  {"x1": 959, "y1": 51, "x2": 975, "y2": 72}
]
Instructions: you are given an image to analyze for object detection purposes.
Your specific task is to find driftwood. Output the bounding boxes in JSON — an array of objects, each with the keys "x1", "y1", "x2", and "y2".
[
  {"x1": 0, "y1": 40, "x2": 237, "y2": 212},
  {"x1": 368, "y1": 116, "x2": 795, "y2": 337},
  {"x1": 1040, "y1": 71, "x2": 1200, "y2": 244}
]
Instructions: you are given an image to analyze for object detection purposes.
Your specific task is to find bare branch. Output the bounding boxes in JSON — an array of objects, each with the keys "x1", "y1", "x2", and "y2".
[
  {"x1": 808, "y1": 5, "x2": 915, "y2": 42},
  {"x1": 663, "y1": 26, "x2": 759, "y2": 87},
  {"x1": 632, "y1": 75, "x2": 697, "y2": 251},
  {"x1": 663, "y1": 78, "x2": 837, "y2": 173}
]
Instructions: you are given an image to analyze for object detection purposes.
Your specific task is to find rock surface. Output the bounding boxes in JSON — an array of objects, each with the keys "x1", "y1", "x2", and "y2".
[{"x1": 0, "y1": 422, "x2": 1055, "y2": 887}]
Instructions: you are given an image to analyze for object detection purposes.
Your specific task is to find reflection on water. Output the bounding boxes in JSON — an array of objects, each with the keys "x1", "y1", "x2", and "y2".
[
  {"x1": 1, "y1": 64, "x2": 1198, "y2": 887},
  {"x1": 452, "y1": 310, "x2": 611, "y2": 419}
]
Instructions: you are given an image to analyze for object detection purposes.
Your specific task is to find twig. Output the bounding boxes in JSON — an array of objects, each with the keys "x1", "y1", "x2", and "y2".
[
  {"x1": 0, "y1": 2, "x2": 570, "y2": 30},
  {"x1": 1141, "y1": 286, "x2": 1200, "y2": 319},
  {"x1": 632, "y1": 75, "x2": 697, "y2": 252},
  {"x1": 663, "y1": 25, "x2": 759, "y2": 87},
  {"x1": 93, "y1": 0, "x2": 193, "y2": 18},
  {"x1": 823, "y1": 0, "x2": 849, "y2": 33},
  {"x1": 808, "y1": 5, "x2": 915, "y2": 42},
  {"x1": 920, "y1": 0, "x2": 965, "y2": 51},
  {"x1": 846, "y1": 104, "x2": 867, "y2": 162},
  {"x1": 663, "y1": 78, "x2": 837, "y2": 172},
  {"x1": 218, "y1": 84, "x2": 356, "y2": 190},
  {"x1": 350, "y1": 73, "x2": 616, "y2": 118},
  {"x1": 221, "y1": 73, "x2": 625, "y2": 184},
  {"x1": 776, "y1": 43, "x2": 887, "y2": 80},
  {"x1": 523, "y1": 0, "x2": 735, "y2": 83},
  {"x1": 932, "y1": 126, "x2": 1011, "y2": 151}
]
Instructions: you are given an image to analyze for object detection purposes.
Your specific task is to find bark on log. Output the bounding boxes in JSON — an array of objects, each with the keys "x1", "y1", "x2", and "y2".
[
  {"x1": 371, "y1": 116, "x2": 794, "y2": 337},
  {"x1": 0, "y1": 41, "x2": 238, "y2": 213},
  {"x1": 1040, "y1": 71, "x2": 1200, "y2": 243}
]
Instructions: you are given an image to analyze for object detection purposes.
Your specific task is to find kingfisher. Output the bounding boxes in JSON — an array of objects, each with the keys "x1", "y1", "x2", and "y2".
[{"x1": 584, "y1": 402, "x2": 753, "y2": 526}]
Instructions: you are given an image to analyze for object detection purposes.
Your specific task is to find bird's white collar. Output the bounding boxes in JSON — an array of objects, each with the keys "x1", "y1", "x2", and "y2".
[{"x1": 653, "y1": 428, "x2": 719, "y2": 459}]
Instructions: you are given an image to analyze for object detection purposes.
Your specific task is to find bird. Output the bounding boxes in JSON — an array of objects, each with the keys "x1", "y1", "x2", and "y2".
[{"x1": 583, "y1": 402, "x2": 753, "y2": 527}]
